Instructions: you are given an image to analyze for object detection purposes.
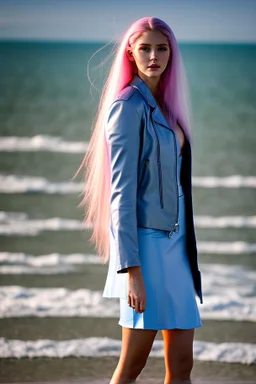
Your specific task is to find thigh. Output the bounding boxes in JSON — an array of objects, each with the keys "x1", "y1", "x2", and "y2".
[{"x1": 162, "y1": 328, "x2": 194, "y2": 366}]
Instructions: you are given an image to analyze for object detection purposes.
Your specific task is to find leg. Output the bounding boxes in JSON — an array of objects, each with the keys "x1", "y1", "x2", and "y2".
[
  {"x1": 162, "y1": 328, "x2": 194, "y2": 384},
  {"x1": 110, "y1": 327, "x2": 157, "y2": 384}
]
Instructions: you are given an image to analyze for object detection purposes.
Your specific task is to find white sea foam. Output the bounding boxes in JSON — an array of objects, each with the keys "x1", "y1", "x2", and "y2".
[
  {"x1": 0, "y1": 252, "x2": 100, "y2": 266},
  {"x1": 0, "y1": 286, "x2": 120, "y2": 318},
  {"x1": 0, "y1": 174, "x2": 256, "y2": 195},
  {"x1": 0, "y1": 135, "x2": 88, "y2": 153},
  {"x1": 0, "y1": 137, "x2": 255, "y2": 190},
  {"x1": 0, "y1": 243, "x2": 254, "y2": 268},
  {"x1": 0, "y1": 337, "x2": 255, "y2": 364},
  {"x1": 0, "y1": 264, "x2": 255, "y2": 321},
  {"x1": 198, "y1": 241, "x2": 256, "y2": 254},
  {"x1": 0, "y1": 245, "x2": 255, "y2": 276},
  {"x1": 193, "y1": 175, "x2": 256, "y2": 188},
  {"x1": 0, "y1": 174, "x2": 83, "y2": 194},
  {"x1": 0, "y1": 252, "x2": 101, "y2": 274},
  {"x1": 0, "y1": 211, "x2": 89, "y2": 235},
  {"x1": 0, "y1": 265, "x2": 75, "y2": 274},
  {"x1": 194, "y1": 215, "x2": 256, "y2": 228},
  {"x1": 0, "y1": 211, "x2": 256, "y2": 236}
]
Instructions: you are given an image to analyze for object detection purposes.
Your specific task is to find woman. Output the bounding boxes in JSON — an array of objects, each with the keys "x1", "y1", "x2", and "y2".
[{"x1": 76, "y1": 17, "x2": 203, "y2": 384}]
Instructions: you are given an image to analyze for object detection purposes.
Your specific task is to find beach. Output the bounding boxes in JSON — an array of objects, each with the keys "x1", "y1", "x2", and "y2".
[{"x1": 0, "y1": 41, "x2": 255, "y2": 383}]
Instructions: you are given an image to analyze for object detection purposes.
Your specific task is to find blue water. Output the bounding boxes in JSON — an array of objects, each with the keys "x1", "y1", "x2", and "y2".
[{"x1": 0, "y1": 42, "x2": 255, "y2": 381}]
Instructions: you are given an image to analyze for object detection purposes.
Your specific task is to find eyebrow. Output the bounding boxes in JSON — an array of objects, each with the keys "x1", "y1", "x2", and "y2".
[{"x1": 138, "y1": 43, "x2": 168, "y2": 47}]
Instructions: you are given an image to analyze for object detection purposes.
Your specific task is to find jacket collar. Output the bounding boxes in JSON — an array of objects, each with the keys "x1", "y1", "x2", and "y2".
[
  {"x1": 130, "y1": 75, "x2": 171, "y2": 130},
  {"x1": 130, "y1": 75, "x2": 156, "y2": 108}
]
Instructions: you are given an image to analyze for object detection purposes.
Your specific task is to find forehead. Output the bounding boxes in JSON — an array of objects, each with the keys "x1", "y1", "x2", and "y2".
[{"x1": 135, "y1": 30, "x2": 169, "y2": 46}]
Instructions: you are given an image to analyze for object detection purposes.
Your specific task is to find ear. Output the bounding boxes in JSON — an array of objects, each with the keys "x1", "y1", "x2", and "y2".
[{"x1": 127, "y1": 50, "x2": 135, "y2": 62}]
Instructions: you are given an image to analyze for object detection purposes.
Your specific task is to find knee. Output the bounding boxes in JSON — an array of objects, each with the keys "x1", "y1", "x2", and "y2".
[
  {"x1": 115, "y1": 357, "x2": 146, "y2": 382},
  {"x1": 173, "y1": 352, "x2": 193, "y2": 379},
  {"x1": 124, "y1": 358, "x2": 147, "y2": 381}
]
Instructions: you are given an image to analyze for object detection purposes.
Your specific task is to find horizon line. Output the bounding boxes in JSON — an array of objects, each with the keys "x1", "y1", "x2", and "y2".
[{"x1": 0, "y1": 38, "x2": 256, "y2": 45}]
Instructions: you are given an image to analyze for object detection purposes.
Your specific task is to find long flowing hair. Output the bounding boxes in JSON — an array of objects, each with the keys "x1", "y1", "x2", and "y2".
[{"x1": 74, "y1": 17, "x2": 192, "y2": 262}]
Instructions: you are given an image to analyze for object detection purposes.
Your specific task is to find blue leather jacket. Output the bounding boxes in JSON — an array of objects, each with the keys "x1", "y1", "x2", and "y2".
[{"x1": 105, "y1": 75, "x2": 202, "y2": 303}]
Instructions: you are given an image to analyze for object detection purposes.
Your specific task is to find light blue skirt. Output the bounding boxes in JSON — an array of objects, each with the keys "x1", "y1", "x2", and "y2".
[
  {"x1": 103, "y1": 154, "x2": 202, "y2": 330},
  {"x1": 118, "y1": 183, "x2": 202, "y2": 330}
]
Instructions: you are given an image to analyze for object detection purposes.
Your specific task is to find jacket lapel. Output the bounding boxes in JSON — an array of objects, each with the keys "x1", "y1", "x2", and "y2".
[
  {"x1": 151, "y1": 107, "x2": 171, "y2": 130},
  {"x1": 130, "y1": 76, "x2": 172, "y2": 131}
]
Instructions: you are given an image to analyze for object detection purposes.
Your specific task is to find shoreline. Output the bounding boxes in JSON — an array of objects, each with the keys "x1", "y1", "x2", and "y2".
[{"x1": 0, "y1": 357, "x2": 255, "y2": 383}]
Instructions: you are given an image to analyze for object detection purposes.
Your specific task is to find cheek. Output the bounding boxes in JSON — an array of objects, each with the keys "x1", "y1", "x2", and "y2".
[
  {"x1": 133, "y1": 54, "x2": 145, "y2": 67},
  {"x1": 163, "y1": 52, "x2": 171, "y2": 61},
  {"x1": 162, "y1": 54, "x2": 171, "y2": 68}
]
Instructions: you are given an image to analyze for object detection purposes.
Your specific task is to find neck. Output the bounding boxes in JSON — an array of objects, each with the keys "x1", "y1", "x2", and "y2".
[{"x1": 138, "y1": 72, "x2": 160, "y2": 96}]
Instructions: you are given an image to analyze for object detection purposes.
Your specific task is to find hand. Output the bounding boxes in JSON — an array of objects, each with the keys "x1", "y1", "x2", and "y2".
[{"x1": 127, "y1": 266, "x2": 146, "y2": 314}]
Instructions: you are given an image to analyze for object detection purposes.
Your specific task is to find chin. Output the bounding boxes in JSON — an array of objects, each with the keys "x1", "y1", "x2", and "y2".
[{"x1": 147, "y1": 72, "x2": 162, "y2": 78}]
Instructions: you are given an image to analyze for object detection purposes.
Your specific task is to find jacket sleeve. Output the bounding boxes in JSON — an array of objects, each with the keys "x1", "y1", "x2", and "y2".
[{"x1": 105, "y1": 99, "x2": 141, "y2": 273}]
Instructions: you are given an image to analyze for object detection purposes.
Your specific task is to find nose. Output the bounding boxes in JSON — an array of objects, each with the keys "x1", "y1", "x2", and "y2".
[{"x1": 150, "y1": 49, "x2": 158, "y2": 61}]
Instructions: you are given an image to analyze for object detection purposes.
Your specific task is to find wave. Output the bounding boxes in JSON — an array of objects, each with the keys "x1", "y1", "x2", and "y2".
[
  {"x1": 0, "y1": 252, "x2": 100, "y2": 266},
  {"x1": 195, "y1": 215, "x2": 256, "y2": 228},
  {"x1": 0, "y1": 175, "x2": 83, "y2": 194},
  {"x1": 0, "y1": 211, "x2": 88, "y2": 235},
  {"x1": 0, "y1": 137, "x2": 255, "y2": 190},
  {"x1": 0, "y1": 243, "x2": 254, "y2": 266},
  {"x1": 0, "y1": 135, "x2": 88, "y2": 153},
  {"x1": 0, "y1": 265, "x2": 76, "y2": 274},
  {"x1": 0, "y1": 246, "x2": 255, "y2": 276},
  {"x1": 0, "y1": 337, "x2": 255, "y2": 363},
  {"x1": 0, "y1": 174, "x2": 255, "y2": 194},
  {"x1": 193, "y1": 175, "x2": 256, "y2": 188},
  {"x1": 0, "y1": 264, "x2": 255, "y2": 321},
  {"x1": 0, "y1": 252, "x2": 101, "y2": 274},
  {"x1": 0, "y1": 211, "x2": 256, "y2": 236},
  {"x1": 198, "y1": 241, "x2": 256, "y2": 254}
]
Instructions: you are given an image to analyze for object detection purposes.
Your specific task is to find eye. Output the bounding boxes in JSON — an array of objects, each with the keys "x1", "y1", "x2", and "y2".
[
  {"x1": 158, "y1": 47, "x2": 168, "y2": 52},
  {"x1": 139, "y1": 46, "x2": 150, "y2": 52}
]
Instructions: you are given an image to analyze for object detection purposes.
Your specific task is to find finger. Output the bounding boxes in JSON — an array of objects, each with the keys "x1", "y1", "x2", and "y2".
[
  {"x1": 139, "y1": 300, "x2": 145, "y2": 313},
  {"x1": 135, "y1": 298, "x2": 140, "y2": 313},
  {"x1": 127, "y1": 295, "x2": 131, "y2": 307},
  {"x1": 131, "y1": 296, "x2": 136, "y2": 309}
]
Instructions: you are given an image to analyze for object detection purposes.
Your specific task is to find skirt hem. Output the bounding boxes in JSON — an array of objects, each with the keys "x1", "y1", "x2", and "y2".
[{"x1": 118, "y1": 319, "x2": 203, "y2": 331}]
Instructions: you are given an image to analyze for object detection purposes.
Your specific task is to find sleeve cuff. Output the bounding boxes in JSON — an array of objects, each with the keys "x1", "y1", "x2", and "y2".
[{"x1": 117, "y1": 262, "x2": 141, "y2": 274}]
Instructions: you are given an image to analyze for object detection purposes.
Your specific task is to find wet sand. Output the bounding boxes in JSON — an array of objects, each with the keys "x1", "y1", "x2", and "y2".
[
  {"x1": 1, "y1": 318, "x2": 255, "y2": 383},
  {"x1": 0, "y1": 357, "x2": 256, "y2": 383},
  {"x1": 1, "y1": 318, "x2": 255, "y2": 344},
  {"x1": 1, "y1": 381, "x2": 256, "y2": 384}
]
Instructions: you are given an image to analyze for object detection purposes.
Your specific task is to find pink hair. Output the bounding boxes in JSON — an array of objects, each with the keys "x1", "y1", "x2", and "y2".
[{"x1": 74, "y1": 17, "x2": 192, "y2": 262}]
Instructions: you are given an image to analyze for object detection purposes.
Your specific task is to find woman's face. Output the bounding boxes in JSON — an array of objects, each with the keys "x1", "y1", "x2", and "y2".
[{"x1": 129, "y1": 30, "x2": 171, "y2": 86}]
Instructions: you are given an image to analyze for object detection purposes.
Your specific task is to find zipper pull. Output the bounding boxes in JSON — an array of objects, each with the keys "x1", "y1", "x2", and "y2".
[{"x1": 174, "y1": 223, "x2": 179, "y2": 233}]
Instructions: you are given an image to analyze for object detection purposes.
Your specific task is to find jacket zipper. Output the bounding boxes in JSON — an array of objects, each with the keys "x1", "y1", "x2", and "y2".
[
  {"x1": 152, "y1": 121, "x2": 164, "y2": 208},
  {"x1": 139, "y1": 159, "x2": 149, "y2": 186},
  {"x1": 168, "y1": 130, "x2": 179, "y2": 239}
]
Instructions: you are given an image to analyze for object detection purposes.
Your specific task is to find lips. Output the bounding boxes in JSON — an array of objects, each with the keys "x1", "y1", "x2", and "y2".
[{"x1": 148, "y1": 64, "x2": 160, "y2": 69}]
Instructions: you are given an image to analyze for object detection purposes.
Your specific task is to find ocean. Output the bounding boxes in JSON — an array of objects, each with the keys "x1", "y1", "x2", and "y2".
[{"x1": 0, "y1": 41, "x2": 255, "y2": 383}]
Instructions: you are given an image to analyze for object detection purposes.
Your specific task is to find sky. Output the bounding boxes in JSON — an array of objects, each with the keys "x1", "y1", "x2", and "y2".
[{"x1": 0, "y1": 0, "x2": 256, "y2": 43}]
